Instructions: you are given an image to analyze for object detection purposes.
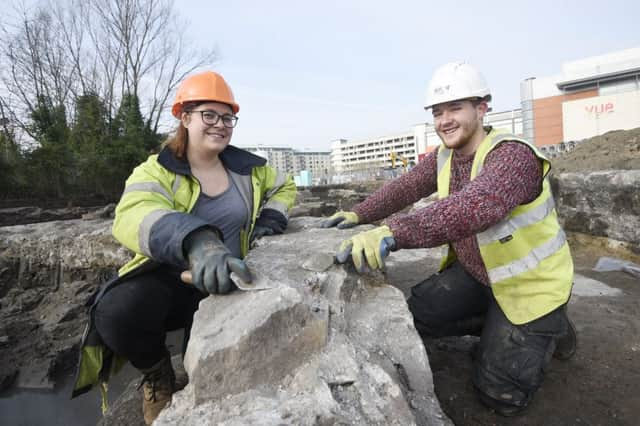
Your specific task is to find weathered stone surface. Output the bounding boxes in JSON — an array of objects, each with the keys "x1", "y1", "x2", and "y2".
[
  {"x1": 0, "y1": 216, "x2": 451, "y2": 425},
  {"x1": 0, "y1": 219, "x2": 130, "y2": 271},
  {"x1": 289, "y1": 201, "x2": 337, "y2": 218},
  {"x1": 406, "y1": 172, "x2": 640, "y2": 250},
  {"x1": 327, "y1": 188, "x2": 362, "y2": 200},
  {"x1": 552, "y1": 171, "x2": 640, "y2": 248},
  {"x1": 0, "y1": 205, "x2": 110, "y2": 227},
  {"x1": 185, "y1": 287, "x2": 329, "y2": 405},
  {"x1": 157, "y1": 218, "x2": 451, "y2": 425}
]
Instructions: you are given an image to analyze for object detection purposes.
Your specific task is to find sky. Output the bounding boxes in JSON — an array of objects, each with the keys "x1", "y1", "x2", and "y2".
[
  {"x1": 178, "y1": 0, "x2": 640, "y2": 152},
  {"x1": 11, "y1": 0, "x2": 640, "y2": 152}
]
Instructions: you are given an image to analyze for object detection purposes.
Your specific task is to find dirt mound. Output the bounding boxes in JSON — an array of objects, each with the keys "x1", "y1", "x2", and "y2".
[{"x1": 551, "y1": 127, "x2": 640, "y2": 173}]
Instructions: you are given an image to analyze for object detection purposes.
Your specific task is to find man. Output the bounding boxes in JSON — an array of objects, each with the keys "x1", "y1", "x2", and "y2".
[{"x1": 321, "y1": 62, "x2": 577, "y2": 416}]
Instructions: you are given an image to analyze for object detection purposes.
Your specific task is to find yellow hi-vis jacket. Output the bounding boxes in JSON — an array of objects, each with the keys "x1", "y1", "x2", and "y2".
[
  {"x1": 437, "y1": 128, "x2": 573, "y2": 325},
  {"x1": 72, "y1": 145, "x2": 297, "y2": 405}
]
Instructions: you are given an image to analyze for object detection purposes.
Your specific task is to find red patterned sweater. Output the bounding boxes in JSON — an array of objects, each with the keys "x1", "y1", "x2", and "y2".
[{"x1": 352, "y1": 141, "x2": 543, "y2": 285}]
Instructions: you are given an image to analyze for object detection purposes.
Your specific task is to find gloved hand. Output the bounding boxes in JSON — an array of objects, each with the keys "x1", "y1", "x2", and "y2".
[
  {"x1": 335, "y1": 225, "x2": 396, "y2": 273},
  {"x1": 183, "y1": 228, "x2": 252, "y2": 294},
  {"x1": 320, "y1": 211, "x2": 360, "y2": 229},
  {"x1": 251, "y1": 225, "x2": 274, "y2": 242},
  {"x1": 250, "y1": 216, "x2": 285, "y2": 243}
]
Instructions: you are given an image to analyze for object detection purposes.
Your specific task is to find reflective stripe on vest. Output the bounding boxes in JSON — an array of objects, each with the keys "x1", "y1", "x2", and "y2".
[
  {"x1": 476, "y1": 195, "x2": 556, "y2": 246},
  {"x1": 487, "y1": 228, "x2": 567, "y2": 283},
  {"x1": 172, "y1": 175, "x2": 182, "y2": 196},
  {"x1": 263, "y1": 170, "x2": 292, "y2": 219},
  {"x1": 138, "y1": 209, "x2": 173, "y2": 258},
  {"x1": 123, "y1": 182, "x2": 173, "y2": 204}
]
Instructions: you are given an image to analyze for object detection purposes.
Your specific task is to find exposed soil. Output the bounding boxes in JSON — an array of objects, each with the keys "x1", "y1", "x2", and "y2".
[{"x1": 550, "y1": 127, "x2": 640, "y2": 173}]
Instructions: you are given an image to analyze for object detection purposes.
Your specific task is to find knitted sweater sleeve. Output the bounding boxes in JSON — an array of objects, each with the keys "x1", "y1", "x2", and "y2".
[
  {"x1": 384, "y1": 142, "x2": 543, "y2": 249},
  {"x1": 352, "y1": 151, "x2": 438, "y2": 223}
]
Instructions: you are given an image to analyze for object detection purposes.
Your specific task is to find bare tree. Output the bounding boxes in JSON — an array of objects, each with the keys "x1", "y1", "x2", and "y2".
[
  {"x1": 0, "y1": 5, "x2": 77, "y2": 140},
  {"x1": 0, "y1": 0, "x2": 217, "y2": 143},
  {"x1": 84, "y1": 0, "x2": 217, "y2": 132}
]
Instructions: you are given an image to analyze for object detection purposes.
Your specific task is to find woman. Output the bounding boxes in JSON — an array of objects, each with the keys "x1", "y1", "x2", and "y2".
[{"x1": 72, "y1": 71, "x2": 296, "y2": 424}]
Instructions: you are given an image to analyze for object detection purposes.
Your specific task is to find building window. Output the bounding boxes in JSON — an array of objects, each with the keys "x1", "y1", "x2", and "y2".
[{"x1": 599, "y1": 78, "x2": 639, "y2": 96}]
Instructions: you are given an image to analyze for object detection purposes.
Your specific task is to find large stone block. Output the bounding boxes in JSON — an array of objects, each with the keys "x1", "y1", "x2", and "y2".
[
  {"x1": 185, "y1": 287, "x2": 329, "y2": 404},
  {"x1": 553, "y1": 170, "x2": 640, "y2": 248},
  {"x1": 157, "y1": 218, "x2": 451, "y2": 425}
]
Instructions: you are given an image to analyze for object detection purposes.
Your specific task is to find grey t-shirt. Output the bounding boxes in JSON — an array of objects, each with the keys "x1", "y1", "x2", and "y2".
[{"x1": 191, "y1": 176, "x2": 247, "y2": 258}]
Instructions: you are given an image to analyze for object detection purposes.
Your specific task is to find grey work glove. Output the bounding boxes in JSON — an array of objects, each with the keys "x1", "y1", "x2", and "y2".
[
  {"x1": 183, "y1": 228, "x2": 251, "y2": 295},
  {"x1": 319, "y1": 211, "x2": 360, "y2": 229},
  {"x1": 250, "y1": 225, "x2": 274, "y2": 242},
  {"x1": 250, "y1": 216, "x2": 286, "y2": 243}
]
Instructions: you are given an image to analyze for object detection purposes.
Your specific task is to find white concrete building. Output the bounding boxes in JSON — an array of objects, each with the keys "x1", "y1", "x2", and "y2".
[
  {"x1": 329, "y1": 108, "x2": 524, "y2": 181},
  {"x1": 331, "y1": 109, "x2": 522, "y2": 178},
  {"x1": 330, "y1": 131, "x2": 417, "y2": 179}
]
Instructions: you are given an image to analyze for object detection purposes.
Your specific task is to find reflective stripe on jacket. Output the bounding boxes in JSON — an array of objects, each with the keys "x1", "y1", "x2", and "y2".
[
  {"x1": 72, "y1": 145, "x2": 296, "y2": 401},
  {"x1": 436, "y1": 128, "x2": 573, "y2": 324}
]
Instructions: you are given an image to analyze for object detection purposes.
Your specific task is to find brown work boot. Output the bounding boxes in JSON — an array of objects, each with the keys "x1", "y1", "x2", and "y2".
[
  {"x1": 553, "y1": 312, "x2": 577, "y2": 360},
  {"x1": 139, "y1": 355, "x2": 176, "y2": 425}
]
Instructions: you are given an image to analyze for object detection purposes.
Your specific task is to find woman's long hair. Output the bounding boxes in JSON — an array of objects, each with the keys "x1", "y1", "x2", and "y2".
[{"x1": 162, "y1": 101, "x2": 203, "y2": 159}]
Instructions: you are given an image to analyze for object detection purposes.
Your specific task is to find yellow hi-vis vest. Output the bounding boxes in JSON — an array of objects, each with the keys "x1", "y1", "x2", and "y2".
[{"x1": 436, "y1": 128, "x2": 574, "y2": 324}]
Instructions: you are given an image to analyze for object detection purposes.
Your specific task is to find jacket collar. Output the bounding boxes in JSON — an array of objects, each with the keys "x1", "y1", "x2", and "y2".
[{"x1": 158, "y1": 144, "x2": 267, "y2": 176}]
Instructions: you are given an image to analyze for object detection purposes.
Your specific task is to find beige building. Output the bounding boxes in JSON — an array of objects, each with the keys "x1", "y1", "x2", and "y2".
[
  {"x1": 293, "y1": 150, "x2": 332, "y2": 180},
  {"x1": 521, "y1": 47, "x2": 640, "y2": 152},
  {"x1": 242, "y1": 146, "x2": 295, "y2": 173},
  {"x1": 241, "y1": 145, "x2": 331, "y2": 181}
]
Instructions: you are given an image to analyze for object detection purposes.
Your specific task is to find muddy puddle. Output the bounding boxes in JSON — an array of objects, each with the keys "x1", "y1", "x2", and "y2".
[
  {"x1": 1, "y1": 331, "x2": 183, "y2": 426},
  {"x1": 1, "y1": 363, "x2": 137, "y2": 425}
]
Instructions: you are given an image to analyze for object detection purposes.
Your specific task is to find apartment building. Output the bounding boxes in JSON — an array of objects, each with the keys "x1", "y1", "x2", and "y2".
[
  {"x1": 240, "y1": 145, "x2": 331, "y2": 182},
  {"x1": 293, "y1": 151, "x2": 332, "y2": 177},
  {"x1": 330, "y1": 131, "x2": 417, "y2": 176},
  {"x1": 242, "y1": 146, "x2": 295, "y2": 173}
]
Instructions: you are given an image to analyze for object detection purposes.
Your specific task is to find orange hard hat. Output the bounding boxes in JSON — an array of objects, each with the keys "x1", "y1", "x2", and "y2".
[{"x1": 171, "y1": 71, "x2": 239, "y2": 118}]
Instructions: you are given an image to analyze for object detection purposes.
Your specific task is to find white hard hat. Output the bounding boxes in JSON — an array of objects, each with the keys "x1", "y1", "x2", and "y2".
[{"x1": 424, "y1": 61, "x2": 491, "y2": 109}]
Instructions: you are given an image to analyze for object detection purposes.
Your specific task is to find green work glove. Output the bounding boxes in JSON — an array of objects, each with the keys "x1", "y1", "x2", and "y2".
[
  {"x1": 183, "y1": 228, "x2": 252, "y2": 295},
  {"x1": 320, "y1": 211, "x2": 360, "y2": 229},
  {"x1": 335, "y1": 225, "x2": 397, "y2": 273}
]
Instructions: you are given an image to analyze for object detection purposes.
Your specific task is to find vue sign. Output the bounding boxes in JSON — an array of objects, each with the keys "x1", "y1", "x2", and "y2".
[{"x1": 585, "y1": 102, "x2": 614, "y2": 116}]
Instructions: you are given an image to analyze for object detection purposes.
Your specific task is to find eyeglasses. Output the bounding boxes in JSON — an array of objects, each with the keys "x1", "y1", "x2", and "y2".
[{"x1": 189, "y1": 110, "x2": 239, "y2": 128}]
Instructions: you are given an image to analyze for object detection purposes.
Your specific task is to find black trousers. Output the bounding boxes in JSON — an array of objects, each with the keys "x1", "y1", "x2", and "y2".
[
  {"x1": 408, "y1": 261, "x2": 566, "y2": 409},
  {"x1": 93, "y1": 265, "x2": 206, "y2": 370}
]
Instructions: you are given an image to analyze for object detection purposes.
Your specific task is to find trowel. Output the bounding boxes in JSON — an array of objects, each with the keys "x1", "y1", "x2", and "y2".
[{"x1": 180, "y1": 269, "x2": 276, "y2": 291}]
